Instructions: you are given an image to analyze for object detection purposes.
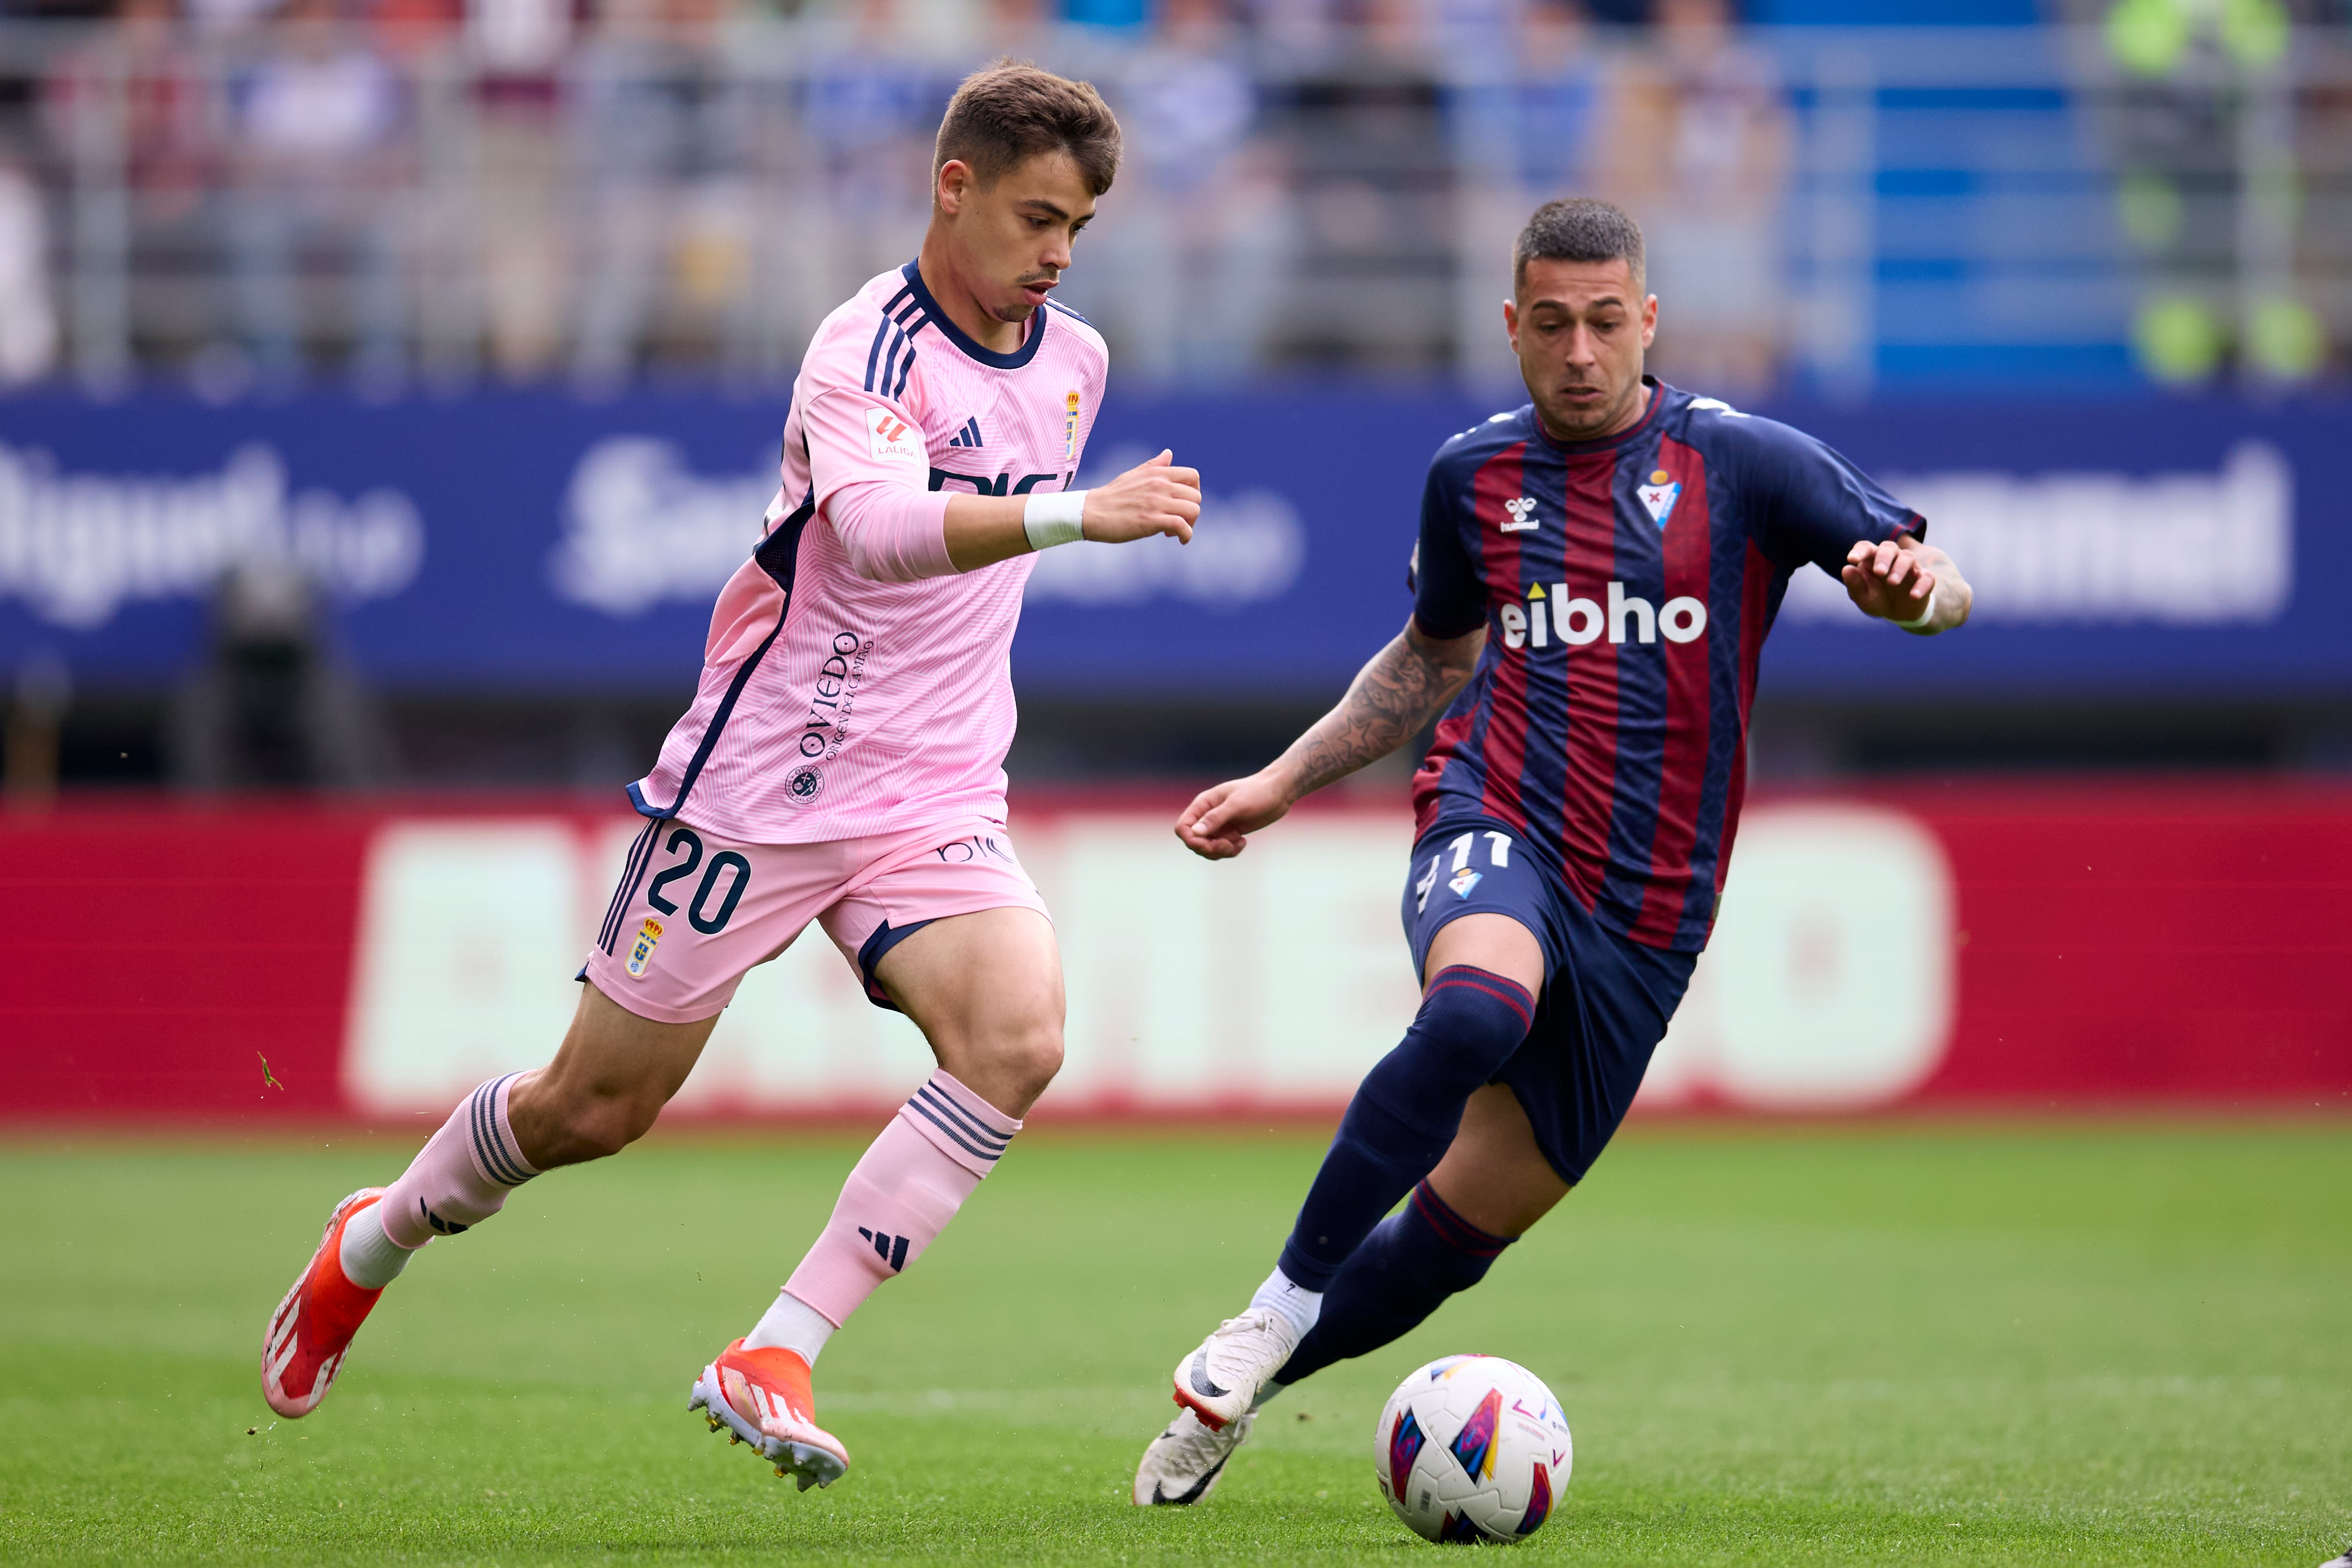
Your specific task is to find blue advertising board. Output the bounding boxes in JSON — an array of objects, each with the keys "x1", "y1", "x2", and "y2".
[{"x1": 0, "y1": 388, "x2": 2344, "y2": 699}]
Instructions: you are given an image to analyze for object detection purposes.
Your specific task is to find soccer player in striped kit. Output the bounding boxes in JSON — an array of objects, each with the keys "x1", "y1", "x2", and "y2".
[
  {"x1": 1134, "y1": 198, "x2": 1975, "y2": 1505},
  {"x1": 261, "y1": 64, "x2": 1203, "y2": 1491}
]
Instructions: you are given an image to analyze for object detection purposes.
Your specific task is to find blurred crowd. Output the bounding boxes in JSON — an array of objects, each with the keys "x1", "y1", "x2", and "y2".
[
  {"x1": 0, "y1": 0, "x2": 2343, "y2": 390},
  {"x1": 0, "y1": 0, "x2": 1798, "y2": 390}
]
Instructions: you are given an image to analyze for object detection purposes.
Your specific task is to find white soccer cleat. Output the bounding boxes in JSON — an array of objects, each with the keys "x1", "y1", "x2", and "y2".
[
  {"x1": 2320, "y1": 1549, "x2": 2351, "y2": 1568},
  {"x1": 1134, "y1": 1407, "x2": 1255, "y2": 1506},
  {"x1": 1169, "y1": 1308, "x2": 1302, "y2": 1432}
]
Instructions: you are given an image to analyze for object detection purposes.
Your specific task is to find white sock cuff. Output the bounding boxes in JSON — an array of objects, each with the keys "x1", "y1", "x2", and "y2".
[
  {"x1": 895, "y1": 1069, "x2": 1020, "y2": 1179},
  {"x1": 337, "y1": 1201, "x2": 416, "y2": 1289},
  {"x1": 1250, "y1": 1266, "x2": 1324, "y2": 1337},
  {"x1": 742, "y1": 1288, "x2": 840, "y2": 1363},
  {"x1": 462, "y1": 1072, "x2": 539, "y2": 1189}
]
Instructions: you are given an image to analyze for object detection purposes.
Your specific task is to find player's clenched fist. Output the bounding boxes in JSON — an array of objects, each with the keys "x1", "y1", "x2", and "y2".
[
  {"x1": 1841, "y1": 536, "x2": 1932, "y2": 620},
  {"x1": 1085, "y1": 450, "x2": 1201, "y2": 544},
  {"x1": 1174, "y1": 770, "x2": 1291, "y2": 860}
]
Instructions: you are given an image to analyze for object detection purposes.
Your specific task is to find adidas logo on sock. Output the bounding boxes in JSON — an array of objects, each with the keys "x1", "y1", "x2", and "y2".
[
  {"x1": 421, "y1": 1200, "x2": 468, "y2": 1236},
  {"x1": 856, "y1": 1226, "x2": 910, "y2": 1272}
]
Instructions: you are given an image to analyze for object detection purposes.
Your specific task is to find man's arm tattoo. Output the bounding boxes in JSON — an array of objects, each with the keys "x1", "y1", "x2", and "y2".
[{"x1": 1280, "y1": 625, "x2": 1478, "y2": 799}]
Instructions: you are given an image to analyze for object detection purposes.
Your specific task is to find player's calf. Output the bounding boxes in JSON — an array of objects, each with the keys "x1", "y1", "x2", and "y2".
[
  {"x1": 1276, "y1": 965, "x2": 1534, "y2": 1291},
  {"x1": 1271, "y1": 1180, "x2": 1515, "y2": 1389},
  {"x1": 691, "y1": 1068, "x2": 1025, "y2": 1488}
]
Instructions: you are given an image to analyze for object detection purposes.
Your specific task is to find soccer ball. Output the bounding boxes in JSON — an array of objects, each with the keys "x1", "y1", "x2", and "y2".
[{"x1": 1374, "y1": 1354, "x2": 1572, "y2": 1544}]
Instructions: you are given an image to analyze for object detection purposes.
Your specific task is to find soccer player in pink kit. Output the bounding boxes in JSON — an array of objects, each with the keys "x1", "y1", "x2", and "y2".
[{"x1": 260, "y1": 64, "x2": 1201, "y2": 1491}]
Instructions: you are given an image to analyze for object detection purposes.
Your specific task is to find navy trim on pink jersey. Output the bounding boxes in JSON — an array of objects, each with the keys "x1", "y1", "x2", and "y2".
[
  {"x1": 864, "y1": 282, "x2": 916, "y2": 392},
  {"x1": 596, "y1": 819, "x2": 660, "y2": 954},
  {"x1": 898, "y1": 259, "x2": 1048, "y2": 371},
  {"x1": 629, "y1": 485, "x2": 816, "y2": 822}
]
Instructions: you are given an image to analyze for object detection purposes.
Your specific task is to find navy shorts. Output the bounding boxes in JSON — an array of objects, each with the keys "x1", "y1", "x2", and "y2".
[{"x1": 1400, "y1": 814, "x2": 1697, "y2": 1186}]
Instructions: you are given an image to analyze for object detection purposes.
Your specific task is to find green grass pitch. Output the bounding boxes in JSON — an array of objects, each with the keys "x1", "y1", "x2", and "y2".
[{"x1": 2, "y1": 1123, "x2": 2347, "y2": 1565}]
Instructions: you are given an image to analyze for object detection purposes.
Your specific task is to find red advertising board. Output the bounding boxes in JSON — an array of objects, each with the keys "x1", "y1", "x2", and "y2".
[{"x1": 3, "y1": 783, "x2": 2347, "y2": 1124}]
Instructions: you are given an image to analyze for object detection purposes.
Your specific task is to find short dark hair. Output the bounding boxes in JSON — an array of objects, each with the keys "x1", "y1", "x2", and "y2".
[
  {"x1": 935, "y1": 62, "x2": 1121, "y2": 197},
  {"x1": 1514, "y1": 198, "x2": 1645, "y2": 294}
]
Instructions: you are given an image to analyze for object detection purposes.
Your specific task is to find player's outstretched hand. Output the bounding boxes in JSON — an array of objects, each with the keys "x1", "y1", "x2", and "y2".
[
  {"x1": 1841, "y1": 537, "x2": 1935, "y2": 623},
  {"x1": 1086, "y1": 450, "x2": 1200, "y2": 546},
  {"x1": 1174, "y1": 771, "x2": 1291, "y2": 860}
]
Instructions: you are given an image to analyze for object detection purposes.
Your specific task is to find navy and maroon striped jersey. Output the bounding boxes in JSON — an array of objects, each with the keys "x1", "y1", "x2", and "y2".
[{"x1": 1408, "y1": 379, "x2": 1925, "y2": 953}]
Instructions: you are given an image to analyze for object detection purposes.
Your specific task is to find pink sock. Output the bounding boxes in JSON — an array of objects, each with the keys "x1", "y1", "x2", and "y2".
[
  {"x1": 379, "y1": 1073, "x2": 540, "y2": 1250},
  {"x1": 782, "y1": 1070, "x2": 1022, "y2": 1326}
]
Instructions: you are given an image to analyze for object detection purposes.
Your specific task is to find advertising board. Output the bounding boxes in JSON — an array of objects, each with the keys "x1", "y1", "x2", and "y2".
[{"x1": 1, "y1": 391, "x2": 2345, "y2": 699}]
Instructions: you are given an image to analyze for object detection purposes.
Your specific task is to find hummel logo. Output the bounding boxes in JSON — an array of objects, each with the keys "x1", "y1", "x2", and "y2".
[
  {"x1": 857, "y1": 1226, "x2": 911, "y2": 1272},
  {"x1": 1501, "y1": 496, "x2": 1539, "y2": 532},
  {"x1": 945, "y1": 416, "x2": 984, "y2": 449}
]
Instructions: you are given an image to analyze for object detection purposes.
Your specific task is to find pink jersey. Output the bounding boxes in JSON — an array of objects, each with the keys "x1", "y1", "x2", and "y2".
[{"x1": 632, "y1": 262, "x2": 1109, "y2": 843}]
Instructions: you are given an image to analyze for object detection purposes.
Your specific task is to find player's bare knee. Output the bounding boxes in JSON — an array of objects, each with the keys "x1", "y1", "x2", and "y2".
[
  {"x1": 1003, "y1": 1019, "x2": 1064, "y2": 1098},
  {"x1": 953, "y1": 1013, "x2": 1062, "y2": 1109}
]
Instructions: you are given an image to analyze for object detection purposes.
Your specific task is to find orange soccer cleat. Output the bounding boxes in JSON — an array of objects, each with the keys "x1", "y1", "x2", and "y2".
[
  {"x1": 689, "y1": 1338, "x2": 851, "y2": 1491},
  {"x1": 261, "y1": 1188, "x2": 390, "y2": 1418}
]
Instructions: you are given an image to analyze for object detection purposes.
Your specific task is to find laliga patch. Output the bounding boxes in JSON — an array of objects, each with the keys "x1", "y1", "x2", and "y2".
[
  {"x1": 625, "y1": 916, "x2": 664, "y2": 978},
  {"x1": 1637, "y1": 469, "x2": 1681, "y2": 529},
  {"x1": 865, "y1": 406, "x2": 920, "y2": 462},
  {"x1": 1449, "y1": 868, "x2": 1483, "y2": 899}
]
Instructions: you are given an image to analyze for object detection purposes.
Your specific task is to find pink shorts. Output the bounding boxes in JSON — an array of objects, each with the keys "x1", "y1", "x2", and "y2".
[{"x1": 581, "y1": 814, "x2": 1048, "y2": 1025}]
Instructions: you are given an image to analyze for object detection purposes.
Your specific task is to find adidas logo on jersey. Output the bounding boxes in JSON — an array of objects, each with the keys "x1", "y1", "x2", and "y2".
[
  {"x1": 944, "y1": 416, "x2": 984, "y2": 449},
  {"x1": 1500, "y1": 581, "x2": 1708, "y2": 649}
]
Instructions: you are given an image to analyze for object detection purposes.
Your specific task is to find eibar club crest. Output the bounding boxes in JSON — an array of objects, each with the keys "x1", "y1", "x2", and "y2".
[
  {"x1": 1500, "y1": 496, "x2": 1540, "y2": 533},
  {"x1": 1637, "y1": 469, "x2": 1681, "y2": 528}
]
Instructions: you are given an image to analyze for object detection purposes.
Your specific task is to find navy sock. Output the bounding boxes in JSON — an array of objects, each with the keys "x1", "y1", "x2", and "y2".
[
  {"x1": 1275, "y1": 966, "x2": 1534, "y2": 1290},
  {"x1": 1274, "y1": 1180, "x2": 1514, "y2": 1387}
]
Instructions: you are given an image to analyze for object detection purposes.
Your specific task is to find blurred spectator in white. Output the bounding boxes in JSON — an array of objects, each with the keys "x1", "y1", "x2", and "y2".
[
  {"x1": 1085, "y1": 0, "x2": 1292, "y2": 382},
  {"x1": 467, "y1": 0, "x2": 573, "y2": 377},
  {"x1": 228, "y1": 0, "x2": 412, "y2": 382},
  {"x1": 0, "y1": 142, "x2": 58, "y2": 382},
  {"x1": 569, "y1": 0, "x2": 758, "y2": 385},
  {"x1": 1600, "y1": 0, "x2": 1788, "y2": 394},
  {"x1": 1446, "y1": 0, "x2": 1601, "y2": 382}
]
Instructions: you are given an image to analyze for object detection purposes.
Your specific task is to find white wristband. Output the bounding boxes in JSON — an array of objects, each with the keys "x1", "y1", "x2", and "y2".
[
  {"x1": 1023, "y1": 489, "x2": 1088, "y2": 550},
  {"x1": 1895, "y1": 581, "x2": 1938, "y2": 631}
]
